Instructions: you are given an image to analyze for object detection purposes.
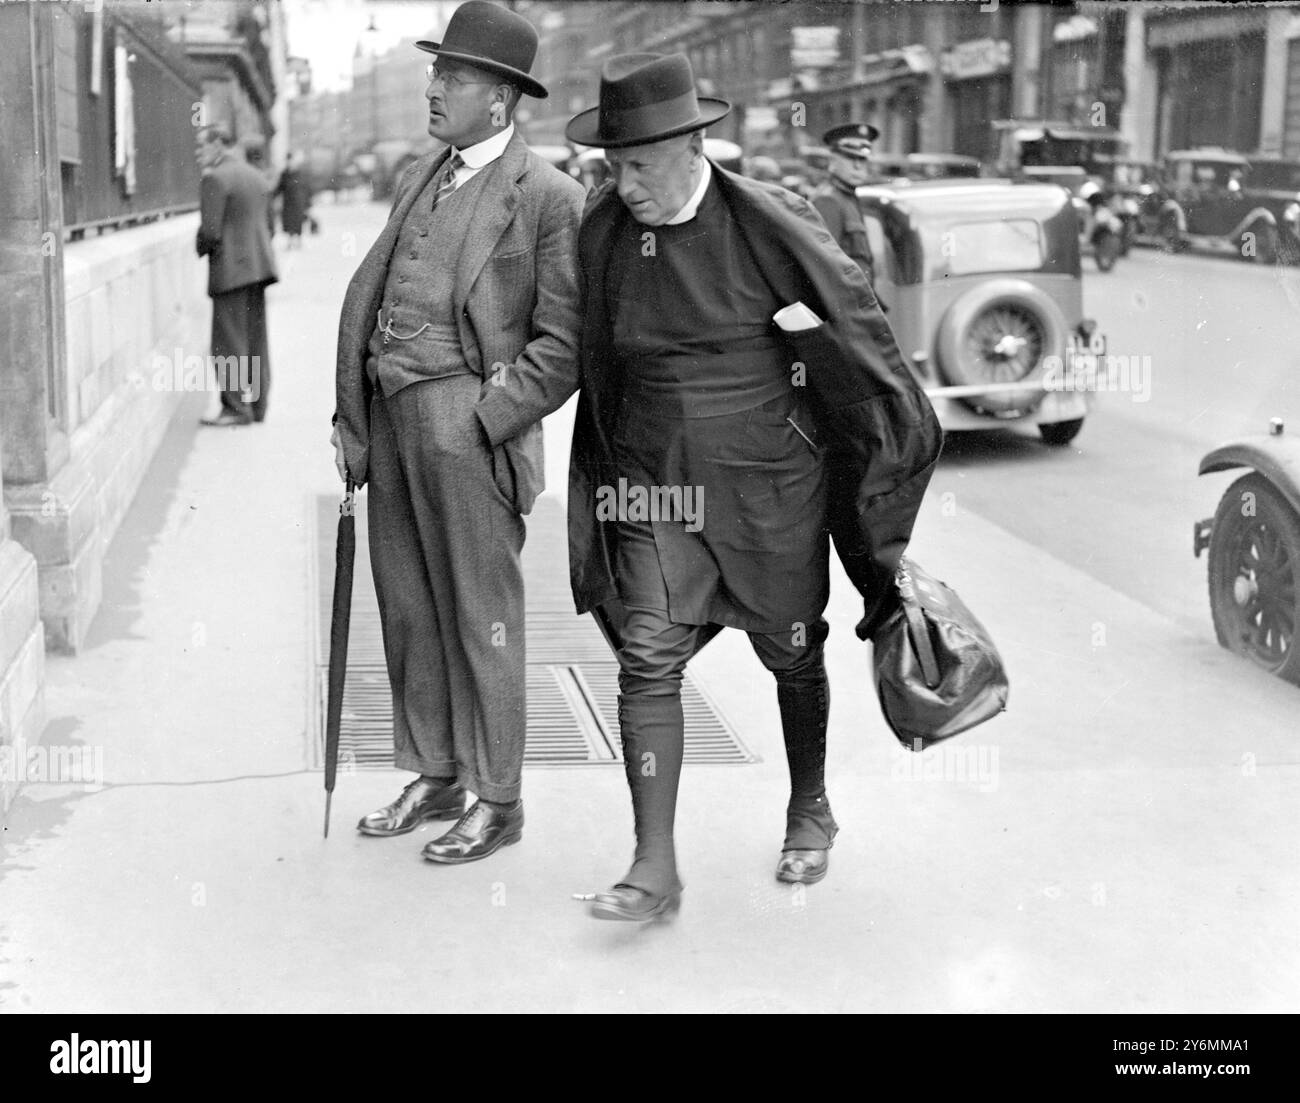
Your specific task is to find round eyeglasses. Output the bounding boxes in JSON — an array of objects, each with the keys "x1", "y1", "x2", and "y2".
[{"x1": 425, "y1": 63, "x2": 496, "y2": 90}]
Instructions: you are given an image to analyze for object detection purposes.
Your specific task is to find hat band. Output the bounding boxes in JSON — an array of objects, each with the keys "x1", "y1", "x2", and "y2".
[{"x1": 599, "y1": 89, "x2": 701, "y2": 142}]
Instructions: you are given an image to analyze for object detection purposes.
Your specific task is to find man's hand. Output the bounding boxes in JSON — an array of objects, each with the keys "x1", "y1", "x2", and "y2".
[{"x1": 330, "y1": 424, "x2": 348, "y2": 483}]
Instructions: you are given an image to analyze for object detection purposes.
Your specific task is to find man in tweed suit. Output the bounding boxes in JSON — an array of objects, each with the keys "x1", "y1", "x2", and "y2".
[{"x1": 330, "y1": 1, "x2": 584, "y2": 863}]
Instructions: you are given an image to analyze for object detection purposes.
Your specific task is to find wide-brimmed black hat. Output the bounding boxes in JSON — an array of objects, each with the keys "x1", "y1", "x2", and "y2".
[
  {"x1": 823, "y1": 122, "x2": 880, "y2": 160},
  {"x1": 416, "y1": 0, "x2": 547, "y2": 100},
  {"x1": 566, "y1": 53, "x2": 730, "y2": 149}
]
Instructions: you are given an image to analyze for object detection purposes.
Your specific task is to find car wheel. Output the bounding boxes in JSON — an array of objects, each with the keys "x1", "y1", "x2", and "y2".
[
  {"x1": 935, "y1": 279, "x2": 1067, "y2": 415},
  {"x1": 1208, "y1": 474, "x2": 1300, "y2": 684},
  {"x1": 1094, "y1": 230, "x2": 1120, "y2": 272},
  {"x1": 1247, "y1": 222, "x2": 1278, "y2": 264},
  {"x1": 1038, "y1": 419, "x2": 1084, "y2": 447},
  {"x1": 1160, "y1": 212, "x2": 1183, "y2": 253},
  {"x1": 1118, "y1": 220, "x2": 1134, "y2": 257}
]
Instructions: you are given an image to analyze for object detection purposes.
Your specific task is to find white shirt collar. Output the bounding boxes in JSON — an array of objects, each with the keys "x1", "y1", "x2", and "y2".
[
  {"x1": 454, "y1": 122, "x2": 514, "y2": 168},
  {"x1": 665, "y1": 158, "x2": 712, "y2": 225}
]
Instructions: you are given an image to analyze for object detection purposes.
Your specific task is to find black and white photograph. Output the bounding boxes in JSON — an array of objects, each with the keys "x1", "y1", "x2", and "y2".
[{"x1": 0, "y1": 0, "x2": 1295, "y2": 1055}]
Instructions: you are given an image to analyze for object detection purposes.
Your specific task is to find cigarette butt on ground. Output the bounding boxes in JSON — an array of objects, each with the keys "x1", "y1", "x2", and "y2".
[{"x1": 571, "y1": 893, "x2": 596, "y2": 901}]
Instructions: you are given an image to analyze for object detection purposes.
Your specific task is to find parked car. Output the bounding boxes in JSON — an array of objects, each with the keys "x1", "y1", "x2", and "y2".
[
  {"x1": 990, "y1": 119, "x2": 1135, "y2": 261},
  {"x1": 1137, "y1": 149, "x2": 1281, "y2": 262},
  {"x1": 855, "y1": 179, "x2": 1102, "y2": 446},
  {"x1": 990, "y1": 119, "x2": 1128, "y2": 180},
  {"x1": 1242, "y1": 156, "x2": 1300, "y2": 265},
  {"x1": 1194, "y1": 417, "x2": 1300, "y2": 684}
]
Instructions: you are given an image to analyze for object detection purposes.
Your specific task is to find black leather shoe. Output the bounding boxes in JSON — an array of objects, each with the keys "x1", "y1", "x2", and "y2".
[
  {"x1": 200, "y1": 411, "x2": 252, "y2": 427},
  {"x1": 356, "y1": 777, "x2": 464, "y2": 837},
  {"x1": 590, "y1": 884, "x2": 682, "y2": 922},
  {"x1": 775, "y1": 848, "x2": 829, "y2": 885},
  {"x1": 421, "y1": 799, "x2": 522, "y2": 864}
]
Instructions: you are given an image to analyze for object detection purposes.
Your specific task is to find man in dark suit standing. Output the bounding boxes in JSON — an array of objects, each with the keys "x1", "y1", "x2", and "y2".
[
  {"x1": 565, "y1": 55, "x2": 941, "y2": 920},
  {"x1": 195, "y1": 125, "x2": 278, "y2": 427},
  {"x1": 331, "y1": 2, "x2": 584, "y2": 863}
]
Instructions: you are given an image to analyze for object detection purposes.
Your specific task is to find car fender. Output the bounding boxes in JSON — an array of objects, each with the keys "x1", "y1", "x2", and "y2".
[
  {"x1": 1159, "y1": 199, "x2": 1186, "y2": 231},
  {"x1": 1228, "y1": 207, "x2": 1278, "y2": 239},
  {"x1": 1199, "y1": 436, "x2": 1300, "y2": 518}
]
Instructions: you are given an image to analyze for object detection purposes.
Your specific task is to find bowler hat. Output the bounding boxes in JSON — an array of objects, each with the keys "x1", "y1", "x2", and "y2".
[
  {"x1": 566, "y1": 53, "x2": 730, "y2": 149},
  {"x1": 416, "y1": 0, "x2": 547, "y2": 100},
  {"x1": 823, "y1": 122, "x2": 879, "y2": 159}
]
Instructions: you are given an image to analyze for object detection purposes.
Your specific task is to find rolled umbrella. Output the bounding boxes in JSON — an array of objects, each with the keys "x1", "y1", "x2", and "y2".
[{"x1": 323, "y1": 476, "x2": 356, "y2": 838}]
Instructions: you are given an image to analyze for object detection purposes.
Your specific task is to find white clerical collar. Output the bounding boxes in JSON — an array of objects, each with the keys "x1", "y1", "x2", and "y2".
[
  {"x1": 665, "y1": 158, "x2": 712, "y2": 225},
  {"x1": 455, "y1": 122, "x2": 515, "y2": 168}
]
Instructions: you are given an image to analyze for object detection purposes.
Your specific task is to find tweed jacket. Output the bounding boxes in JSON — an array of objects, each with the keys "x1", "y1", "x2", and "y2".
[
  {"x1": 569, "y1": 163, "x2": 943, "y2": 637},
  {"x1": 196, "y1": 155, "x2": 278, "y2": 296},
  {"x1": 334, "y1": 131, "x2": 585, "y2": 512}
]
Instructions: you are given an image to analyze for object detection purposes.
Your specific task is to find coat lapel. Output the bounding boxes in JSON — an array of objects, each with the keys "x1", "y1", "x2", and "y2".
[{"x1": 452, "y1": 132, "x2": 526, "y2": 320}]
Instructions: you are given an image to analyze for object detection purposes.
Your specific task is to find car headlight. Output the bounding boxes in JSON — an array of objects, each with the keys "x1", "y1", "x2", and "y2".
[{"x1": 1284, "y1": 201, "x2": 1300, "y2": 225}]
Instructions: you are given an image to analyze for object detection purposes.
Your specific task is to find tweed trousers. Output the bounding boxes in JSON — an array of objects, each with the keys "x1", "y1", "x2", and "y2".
[{"x1": 366, "y1": 377, "x2": 527, "y2": 803}]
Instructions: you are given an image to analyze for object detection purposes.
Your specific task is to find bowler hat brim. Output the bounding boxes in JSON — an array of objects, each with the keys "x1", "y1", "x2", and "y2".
[
  {"x1": 565, "y1": 98, "x2": 731, "y2": 149},
  {"x1": 415, "y1": 40, "x2": 548, "y2": 99}
]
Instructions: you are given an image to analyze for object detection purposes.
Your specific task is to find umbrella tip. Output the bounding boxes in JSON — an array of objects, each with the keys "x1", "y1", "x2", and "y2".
[{"x1": 324, "y1": 791, "x2": 332, "y2": 838}]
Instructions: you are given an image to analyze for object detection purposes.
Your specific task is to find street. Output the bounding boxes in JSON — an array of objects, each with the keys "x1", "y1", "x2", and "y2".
[
  {"x1": 941, "y1": 245, "x2": 1300, "y2": 639},
  {"x1": 0, "y1": 199, "x2": 1296, "y2": 1015}
]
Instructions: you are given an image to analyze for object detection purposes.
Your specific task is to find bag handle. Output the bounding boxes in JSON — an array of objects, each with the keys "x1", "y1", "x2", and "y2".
[{"x1": 897, "y1": 560, "x2": 941, "y2": 689}]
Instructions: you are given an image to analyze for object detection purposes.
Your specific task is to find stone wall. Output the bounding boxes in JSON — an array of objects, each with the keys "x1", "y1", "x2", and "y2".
[{"x1": 5, "y1": 214, "x2": 208, "y2": 653}]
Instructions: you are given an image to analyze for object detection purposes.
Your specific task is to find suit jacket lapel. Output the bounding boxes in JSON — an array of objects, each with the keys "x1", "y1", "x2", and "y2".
[{"x1": 452, "y1": 132, "x2": 525, "y2": 320}]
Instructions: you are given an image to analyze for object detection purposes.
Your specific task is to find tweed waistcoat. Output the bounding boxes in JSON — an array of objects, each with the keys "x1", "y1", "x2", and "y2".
[{"x1": 367, "y1": 163, "x2": 494, "y2": 395}]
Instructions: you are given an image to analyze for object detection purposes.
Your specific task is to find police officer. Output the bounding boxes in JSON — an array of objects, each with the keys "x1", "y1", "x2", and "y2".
[{"x1": 810, "y1": 122, "x2": 879, "y2": 285}]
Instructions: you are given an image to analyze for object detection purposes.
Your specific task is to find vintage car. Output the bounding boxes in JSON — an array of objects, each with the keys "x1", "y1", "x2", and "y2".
[
  {"x1": 1016, "y1": 165, "x2": 1125, "y2": 272},
  {"x1": 871, "y1": 152, "x2": 983, "y2": 184},
  {"x1": 991, "y1": 119, "x2": 1135, "y2": 264},
  {"x1": 1243, "y1": 156, "x2": 1300, "y2": 265},
  {"x1": 1194, "y1": 417, "x2": 1300, "y2": 684},
  {"x1": 1137, "y1": 149, "x2": 1282, "y2": 262},
  {"x1": 855, "y1": 179, "x2": 1101, "y2": 446}
]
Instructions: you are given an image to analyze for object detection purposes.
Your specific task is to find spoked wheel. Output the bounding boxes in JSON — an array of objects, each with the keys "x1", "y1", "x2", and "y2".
[
  {"x1": 1208, "y1": 474, "x2": 1300, "y2": 684},
  {"x1": 964, "y1": 304, "x2": 1045, "y2": 384}
]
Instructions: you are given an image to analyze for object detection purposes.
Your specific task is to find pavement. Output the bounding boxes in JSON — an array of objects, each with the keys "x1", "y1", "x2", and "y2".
[{"x1": 1, "y1": 200, "x2": 1296, "y2": 1014}]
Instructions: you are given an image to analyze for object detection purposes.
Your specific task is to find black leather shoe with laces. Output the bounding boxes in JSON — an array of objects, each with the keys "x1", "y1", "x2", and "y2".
[
  {"x1": 420, "y1": 799, "x2": 523, "y2": 864},
  {"x1": 356, "y1": 777, "x2": 464, "y2": 837}
]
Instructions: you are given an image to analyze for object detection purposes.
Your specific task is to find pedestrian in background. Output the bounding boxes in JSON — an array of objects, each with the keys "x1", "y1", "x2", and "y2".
[
  {"x1": 811, "y1": 123, "x2": 879, "y2": 286},
  {"x1": 195, "y1": 125, "x2": 277, "y2": 427},
  {"x1": 276, "y1": 150, "x2": 314, "y2": 249},
  {"x1": 331, "y1": 1, "x2": 584, "y2": 864},
  {"x1": 564, "y1": 54, "x2": 941, "y2": 921}
]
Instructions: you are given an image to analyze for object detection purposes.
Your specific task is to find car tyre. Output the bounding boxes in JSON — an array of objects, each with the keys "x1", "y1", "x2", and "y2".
[
  {"x1": 1208, "y1": 474, "x2": 1300, "y2": 685},
  {"x1": 1160, "y1": 211, "x2": 1184, "y2": 253},
  {"x1": 935, "y1": 278, "x2": 1067, "y2": 416},
  {"x1": 1247, "y1": 222, "x2": 1278, "y2": 265},
  {"x1": 1038, "y1": 418, "x2": 1084, "y2": 447},
  {"x1": 1094, "y1": 229, "x2": 1120, "y2": 272}
]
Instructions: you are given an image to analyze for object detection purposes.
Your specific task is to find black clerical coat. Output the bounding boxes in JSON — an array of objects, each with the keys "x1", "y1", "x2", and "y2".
[{"x1": 568, "y1": 162, "x2": 942, "y2": 640}]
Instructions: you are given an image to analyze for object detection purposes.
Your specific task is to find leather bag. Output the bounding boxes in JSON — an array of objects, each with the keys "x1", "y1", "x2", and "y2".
[{"x1": 871, "y1": 558, "x2": 1008, "y2": 750}]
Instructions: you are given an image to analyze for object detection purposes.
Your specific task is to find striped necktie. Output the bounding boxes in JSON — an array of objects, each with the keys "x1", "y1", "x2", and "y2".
[{"x1": 431, "y1": 153, "x2": 463, "y2": 212}]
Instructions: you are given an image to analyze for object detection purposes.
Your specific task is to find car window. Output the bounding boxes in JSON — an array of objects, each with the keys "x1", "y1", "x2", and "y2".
[{"x1": 944, "y1": 219, "x2": 1044, "y2": 275}]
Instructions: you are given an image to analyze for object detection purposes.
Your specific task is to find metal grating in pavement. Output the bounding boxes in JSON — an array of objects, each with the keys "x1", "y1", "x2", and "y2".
[{"x1": 311, "y1": 494, "x2": 755, "y2": 768}]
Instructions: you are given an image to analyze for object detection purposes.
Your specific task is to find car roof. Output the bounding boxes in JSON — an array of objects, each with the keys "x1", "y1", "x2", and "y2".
[
  {"x1": 1167, "y1": 148, "x2": 1249, "y2": 165},
  {"x1": 991, "y1": 119, "x2": 1124, "y2": 141},
  {"x1": 856, "y1": 179, "x2": 1069, "y2": 218}
]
